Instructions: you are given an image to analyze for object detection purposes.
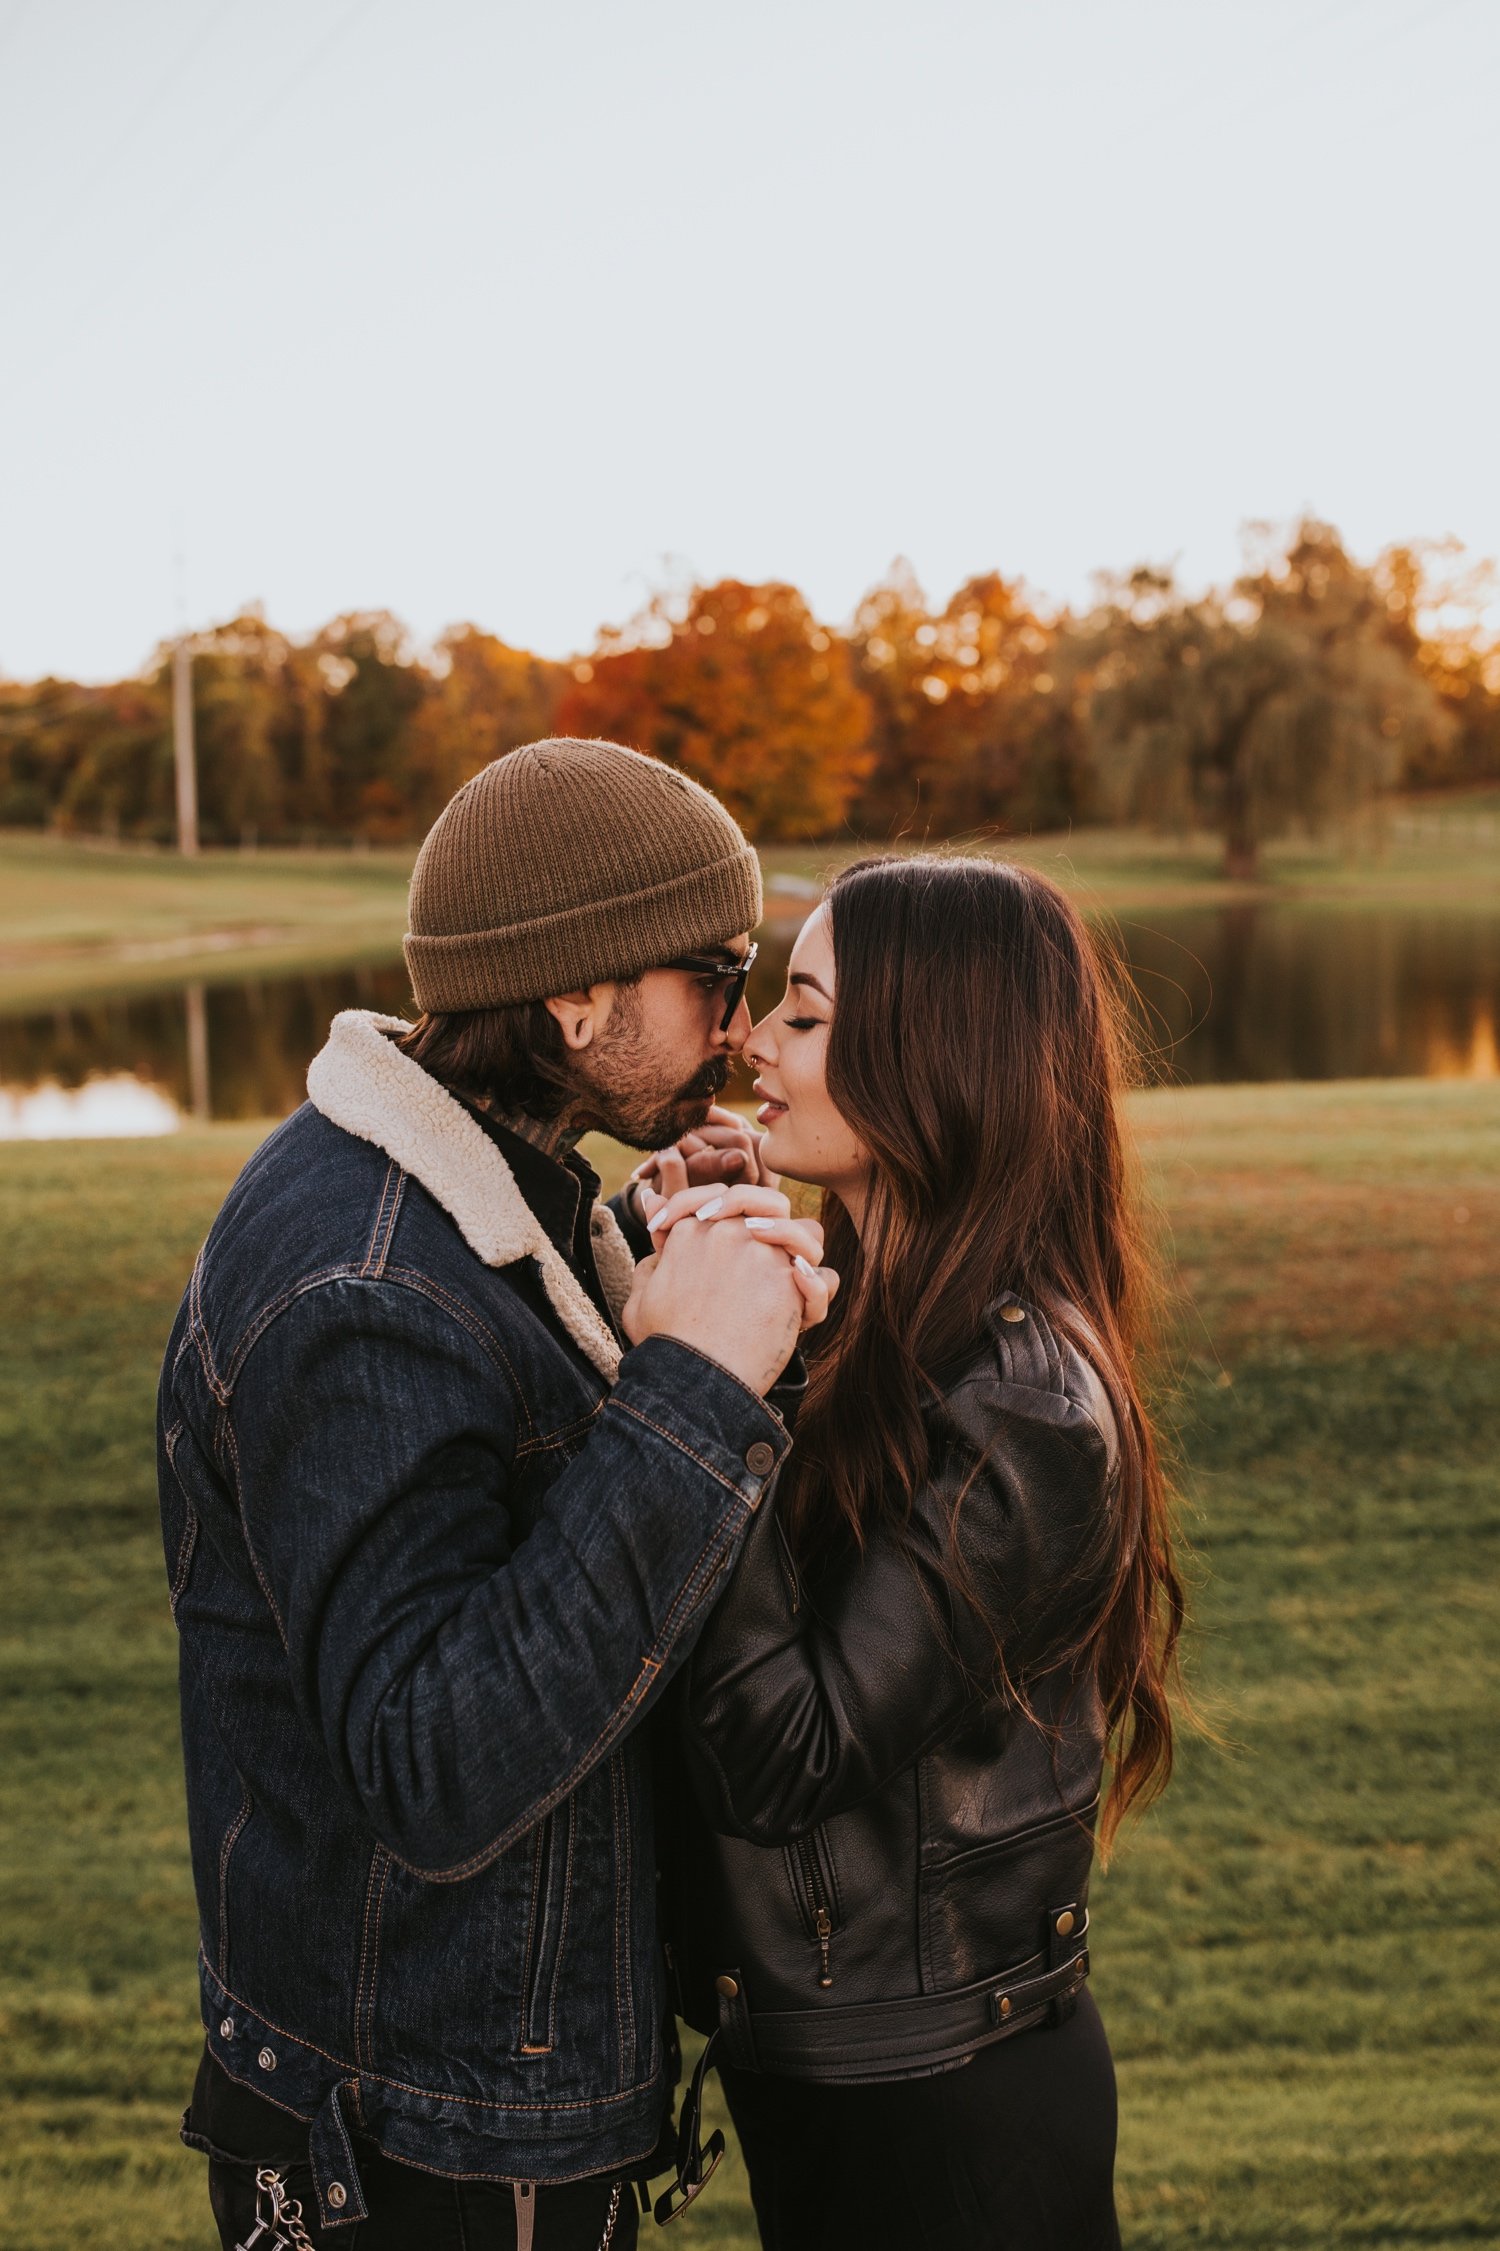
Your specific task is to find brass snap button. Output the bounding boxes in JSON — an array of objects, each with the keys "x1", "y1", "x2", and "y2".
[
  {"x1": 715, "y1": 1975, "x2": 740, "y2": 2000},
  {"x1": 1055, "y1": 1909, "x2": 1076, "y2": 1938},
  {"x1": 1000, "y1": 1304, "x2": 1026, "y2": 1324},
  {"x1": 998, "y1": 1995, "x2": 1012, "y2": 2019},
  {"x1": 745, "y1": 1442, "x2": 776, "y2": 1477},
  {"x1": 219, "y1": 2017, "x2": 234, "y2": 2039},
  {"x1": 257, "y1": 2047, "x2": 277, "y2": 2071},
  {"x1": 327, "y1": 2183, "x2": 348, "y2": 2210}
]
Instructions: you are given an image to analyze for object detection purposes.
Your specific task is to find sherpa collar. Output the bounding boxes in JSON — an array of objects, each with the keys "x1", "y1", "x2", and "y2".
[{"x1": 306, "y1": 1010, "x2": 632, "y2": 1382}]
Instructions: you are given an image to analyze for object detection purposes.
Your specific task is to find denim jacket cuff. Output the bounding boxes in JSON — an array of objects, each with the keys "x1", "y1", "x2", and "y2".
[{"x1": 611, "y1": 1336, "x2": 792, "y2": 1506}]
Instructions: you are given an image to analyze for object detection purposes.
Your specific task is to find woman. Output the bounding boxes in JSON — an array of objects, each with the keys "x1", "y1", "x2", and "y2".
[{"x1": 635, "y1": 855, "x2": 1184, "y2": 2251}]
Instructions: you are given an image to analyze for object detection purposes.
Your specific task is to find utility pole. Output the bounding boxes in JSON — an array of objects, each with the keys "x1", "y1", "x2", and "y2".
[
  {"x1": 172, "y1": 636, "x2": 199, "y2": 857},
  {"x1": 184, "y1": 983, "x2": 211, "y2": 1121}
]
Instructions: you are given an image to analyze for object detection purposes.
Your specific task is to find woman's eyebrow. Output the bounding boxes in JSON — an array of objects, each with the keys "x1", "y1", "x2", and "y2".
[{"x1": 789, "y1": 973, "x2": 832, "y2": 999}]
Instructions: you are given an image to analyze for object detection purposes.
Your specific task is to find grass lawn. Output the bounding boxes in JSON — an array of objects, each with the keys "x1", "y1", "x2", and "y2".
[
  {"x1": 1, "y1": 1080, "x2": 1497, "y2": 2247},
  {"x1": 0, "y1": 833, "x2": 413, "y2": 1011},
  {"x1": 5, "y1": 795, "x2": 1496, "y2": 1012}
]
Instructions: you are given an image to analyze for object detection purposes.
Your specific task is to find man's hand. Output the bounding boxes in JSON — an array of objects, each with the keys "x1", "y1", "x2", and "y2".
[
  {"x1": 628, "y1": 1105, "x2": 780, "y2": 1210},
  {"x1": 622, "y1": 1184, "x2": 838, "y2": 1395}
]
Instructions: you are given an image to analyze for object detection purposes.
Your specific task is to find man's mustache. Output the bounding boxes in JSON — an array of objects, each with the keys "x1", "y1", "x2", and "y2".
[{"x1": 678, "y1": 1058, "x2": 730, "y2": 1105}]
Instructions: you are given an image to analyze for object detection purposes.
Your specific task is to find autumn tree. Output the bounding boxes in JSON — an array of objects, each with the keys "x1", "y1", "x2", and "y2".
[
  {"x1": 555, "y1": 580, "x2": 872, "y2": 840},
  {"x1": 406, "y1": 626, "x2": 564, "y2": 825},
  {"x1": 309, "y1": 611, "x2": 429, "y2": 841},
  {"x1": 0, "y1": 681, "x2": 58, "y2": 826},
  {"x1": 842, "y1": 562, "x2": 935, "y2": 833},
  {"x1": 918, "y1": 572, "x2": 1074, "y2": 829},
  {"x1": 847, "y1": 564, "x2": 1078, "y2": 836},
  {"x1": 174, "y1": 610, "x2": 297, "y2": 843},
  {"x1": 0, "y1": 674, "x2": 171, "y2": 838},
  {"x1": 1375, "y1": 541, "x2": 1500, "y2": 788},
  {"x1": 1083, "y1": 524, "x2": 1449, "y2": 878}
]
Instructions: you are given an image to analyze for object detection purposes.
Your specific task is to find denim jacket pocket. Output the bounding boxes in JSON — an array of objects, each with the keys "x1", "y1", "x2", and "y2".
[{"x1": 518, "y1": 1798, "x2": 576, "y2": 2056}]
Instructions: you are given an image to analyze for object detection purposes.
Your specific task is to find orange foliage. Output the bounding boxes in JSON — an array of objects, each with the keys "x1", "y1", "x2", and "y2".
[
  {"x1": 4, "y1": 525, "x2": 1493, "y2": 847},
  {"x1": 555, "y1": 581, "x2": 873, "y2": 841},
  {"x1": 851, "y1": 566, "x2": 1072, "y2": 833},
  {"x1": 407, "y1": 626, "x2": 564, "y2": 821}
]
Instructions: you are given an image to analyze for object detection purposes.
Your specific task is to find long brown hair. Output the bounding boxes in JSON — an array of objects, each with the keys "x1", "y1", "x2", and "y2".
[{"x1": 782, "y1": 854, "x2": 1184, "y2": 1851}]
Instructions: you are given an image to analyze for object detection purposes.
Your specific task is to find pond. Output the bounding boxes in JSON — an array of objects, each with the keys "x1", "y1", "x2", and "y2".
[{"x1": 2, "y1": 904, "x2": 1497, "y2": 1136}]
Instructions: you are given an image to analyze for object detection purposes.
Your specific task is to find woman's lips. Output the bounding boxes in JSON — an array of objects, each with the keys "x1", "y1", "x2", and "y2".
[{"x1": 756, "y1": 1098, "x2": 788, "y2": 1126}]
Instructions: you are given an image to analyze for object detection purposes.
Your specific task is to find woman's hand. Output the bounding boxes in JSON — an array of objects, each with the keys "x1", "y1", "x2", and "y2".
[
  {"x1": 635, "y1": 1181, "x2": 837, "y2": 1335},
  {"x1": 628, "y1": 1105, "x2": 780, "y2": 1210}
]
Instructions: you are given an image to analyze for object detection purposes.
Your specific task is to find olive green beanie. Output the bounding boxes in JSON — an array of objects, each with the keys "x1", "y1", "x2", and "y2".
[{"x1": 404, "y1": 738, "x2": 762, "y2": 1011}]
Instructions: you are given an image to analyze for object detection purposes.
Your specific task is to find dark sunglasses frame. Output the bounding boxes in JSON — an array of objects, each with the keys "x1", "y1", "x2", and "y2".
[{"x1": 661, "y1": 940, "x2": 758, "y2": 1032}]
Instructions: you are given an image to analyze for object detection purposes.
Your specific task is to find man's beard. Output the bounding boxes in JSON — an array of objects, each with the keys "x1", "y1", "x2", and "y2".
[
  {"x1": 570, "y1": 990, "x2": 732, "y2": 1151},
  {"x1": 590, "y1": 1054, "x2": 731, "y2": 1153}
]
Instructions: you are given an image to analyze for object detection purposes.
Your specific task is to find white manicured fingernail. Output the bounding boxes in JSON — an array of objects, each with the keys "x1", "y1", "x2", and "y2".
[
  {"x1": 647, "y1": 1207, "x2": 673, "y2": 1233},
  {"x1": 794, "y1": 1255, "x2": 816, "y2": 1277},
  {"x1": 743, "y1": 1216, "x2": 778, "y2": 1230},
  {"x1": 696, "y1": 1196, "x2": 726, "y2": 1220}
]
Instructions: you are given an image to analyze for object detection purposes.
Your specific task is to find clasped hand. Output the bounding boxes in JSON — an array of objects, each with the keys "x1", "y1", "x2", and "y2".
[
  {"x1": 627, "y1": 1103, "x2": 780, "y2": 1202},
  {"x1": 621, "y1": 1177, "x2": 839, "y2": 1398}
]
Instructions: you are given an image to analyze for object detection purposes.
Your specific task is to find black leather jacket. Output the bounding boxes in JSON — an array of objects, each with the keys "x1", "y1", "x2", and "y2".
[{"x1": 662, "y1": 1291, "x2": 1120, "y2": 2083}]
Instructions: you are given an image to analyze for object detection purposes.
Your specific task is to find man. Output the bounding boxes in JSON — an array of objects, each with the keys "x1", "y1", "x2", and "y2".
[{"x1": 158, "y1": 738, "x2": 831, "y2": 2249}]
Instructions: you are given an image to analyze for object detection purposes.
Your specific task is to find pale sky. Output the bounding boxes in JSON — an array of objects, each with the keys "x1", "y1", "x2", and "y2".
[{"x1": 3, "y1": 0, "x2": 1498, "y2": 683}]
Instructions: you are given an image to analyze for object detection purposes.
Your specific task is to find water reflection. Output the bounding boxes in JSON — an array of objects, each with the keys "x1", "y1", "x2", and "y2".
[
  {"x1": 0, "y1": 961, "x2": 412, "y2": 1132},
  {"x1": 1114, "y1": 907, "x2": 1500, "y2": 1084},
  {"x1": 0, "y1": 1074, "x2": 182, "y2": 1138},
  {"x1": 0, "y1": 907, "x2": 1495, "y2": 1135}
]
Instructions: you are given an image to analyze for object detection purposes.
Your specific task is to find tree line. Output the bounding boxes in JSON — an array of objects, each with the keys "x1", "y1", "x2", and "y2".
[{"x1": 3, "y1": 520, "x2": 1496, "y2": 875}]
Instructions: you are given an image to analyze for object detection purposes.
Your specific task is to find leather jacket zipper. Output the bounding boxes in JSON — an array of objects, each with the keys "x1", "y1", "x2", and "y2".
[
  {"x1": 791, "y1": 1834, "x2": 837, "y2": 1988},
  {"x1": 813, "y1": 1904, "x2": 833, "y2": 1988}
]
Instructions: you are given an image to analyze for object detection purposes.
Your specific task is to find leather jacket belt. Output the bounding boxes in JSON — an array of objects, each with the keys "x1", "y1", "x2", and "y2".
[{"x1": 715, "y1": 1939, "x2": 1091, "y2": 2082}]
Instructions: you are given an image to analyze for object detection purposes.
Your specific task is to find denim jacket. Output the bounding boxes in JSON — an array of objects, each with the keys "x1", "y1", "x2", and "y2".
[{"x1": 157, "y1": 1011, "x2": 789, "y2": 2228}]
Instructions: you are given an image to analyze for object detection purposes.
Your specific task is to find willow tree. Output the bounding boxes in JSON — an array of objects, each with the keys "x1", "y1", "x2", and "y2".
[{"x1": 1082, "y1": 524, "x2": 1448, "y2": 879}]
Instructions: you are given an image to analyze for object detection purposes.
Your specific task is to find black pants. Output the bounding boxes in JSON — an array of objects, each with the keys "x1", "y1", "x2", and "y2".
[
  {"x1": 185, "y1": 2047, "x2": 641, "y2": 2251},
  {"x1": 719, "y1": 1990, "x2": 1123, "y2": 2251}
]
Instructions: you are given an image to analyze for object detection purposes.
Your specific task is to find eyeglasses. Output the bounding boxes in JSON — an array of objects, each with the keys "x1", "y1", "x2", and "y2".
[{"x1": 661, "y1": 941, "x2": 758, "y2": 1032}]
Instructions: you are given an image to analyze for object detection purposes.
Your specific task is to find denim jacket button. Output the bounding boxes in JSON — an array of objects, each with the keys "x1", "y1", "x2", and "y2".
[
  {"x1": 327, "y1": 2183, "x2": 348, "y2": 2209},
  {"x1": 745, "y1": 1442, "x2": 776, "y2": 1477},
  {"x1": 258, "y1": 2047, "x2": 277, "y2": 2071},
  {"x1": 219, "y1": 2017, "x2": 234, "y2": 2040}
]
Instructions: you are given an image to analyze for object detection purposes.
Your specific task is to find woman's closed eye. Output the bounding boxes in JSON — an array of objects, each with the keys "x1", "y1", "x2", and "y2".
[{"x1": 784, "y1": 1016, "x2": 823, "y2": 1032}]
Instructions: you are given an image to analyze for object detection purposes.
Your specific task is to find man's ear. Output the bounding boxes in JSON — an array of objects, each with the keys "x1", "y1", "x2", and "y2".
[{"x1": 544, "y1": 984, "x2": 615, "y2": 1052}]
